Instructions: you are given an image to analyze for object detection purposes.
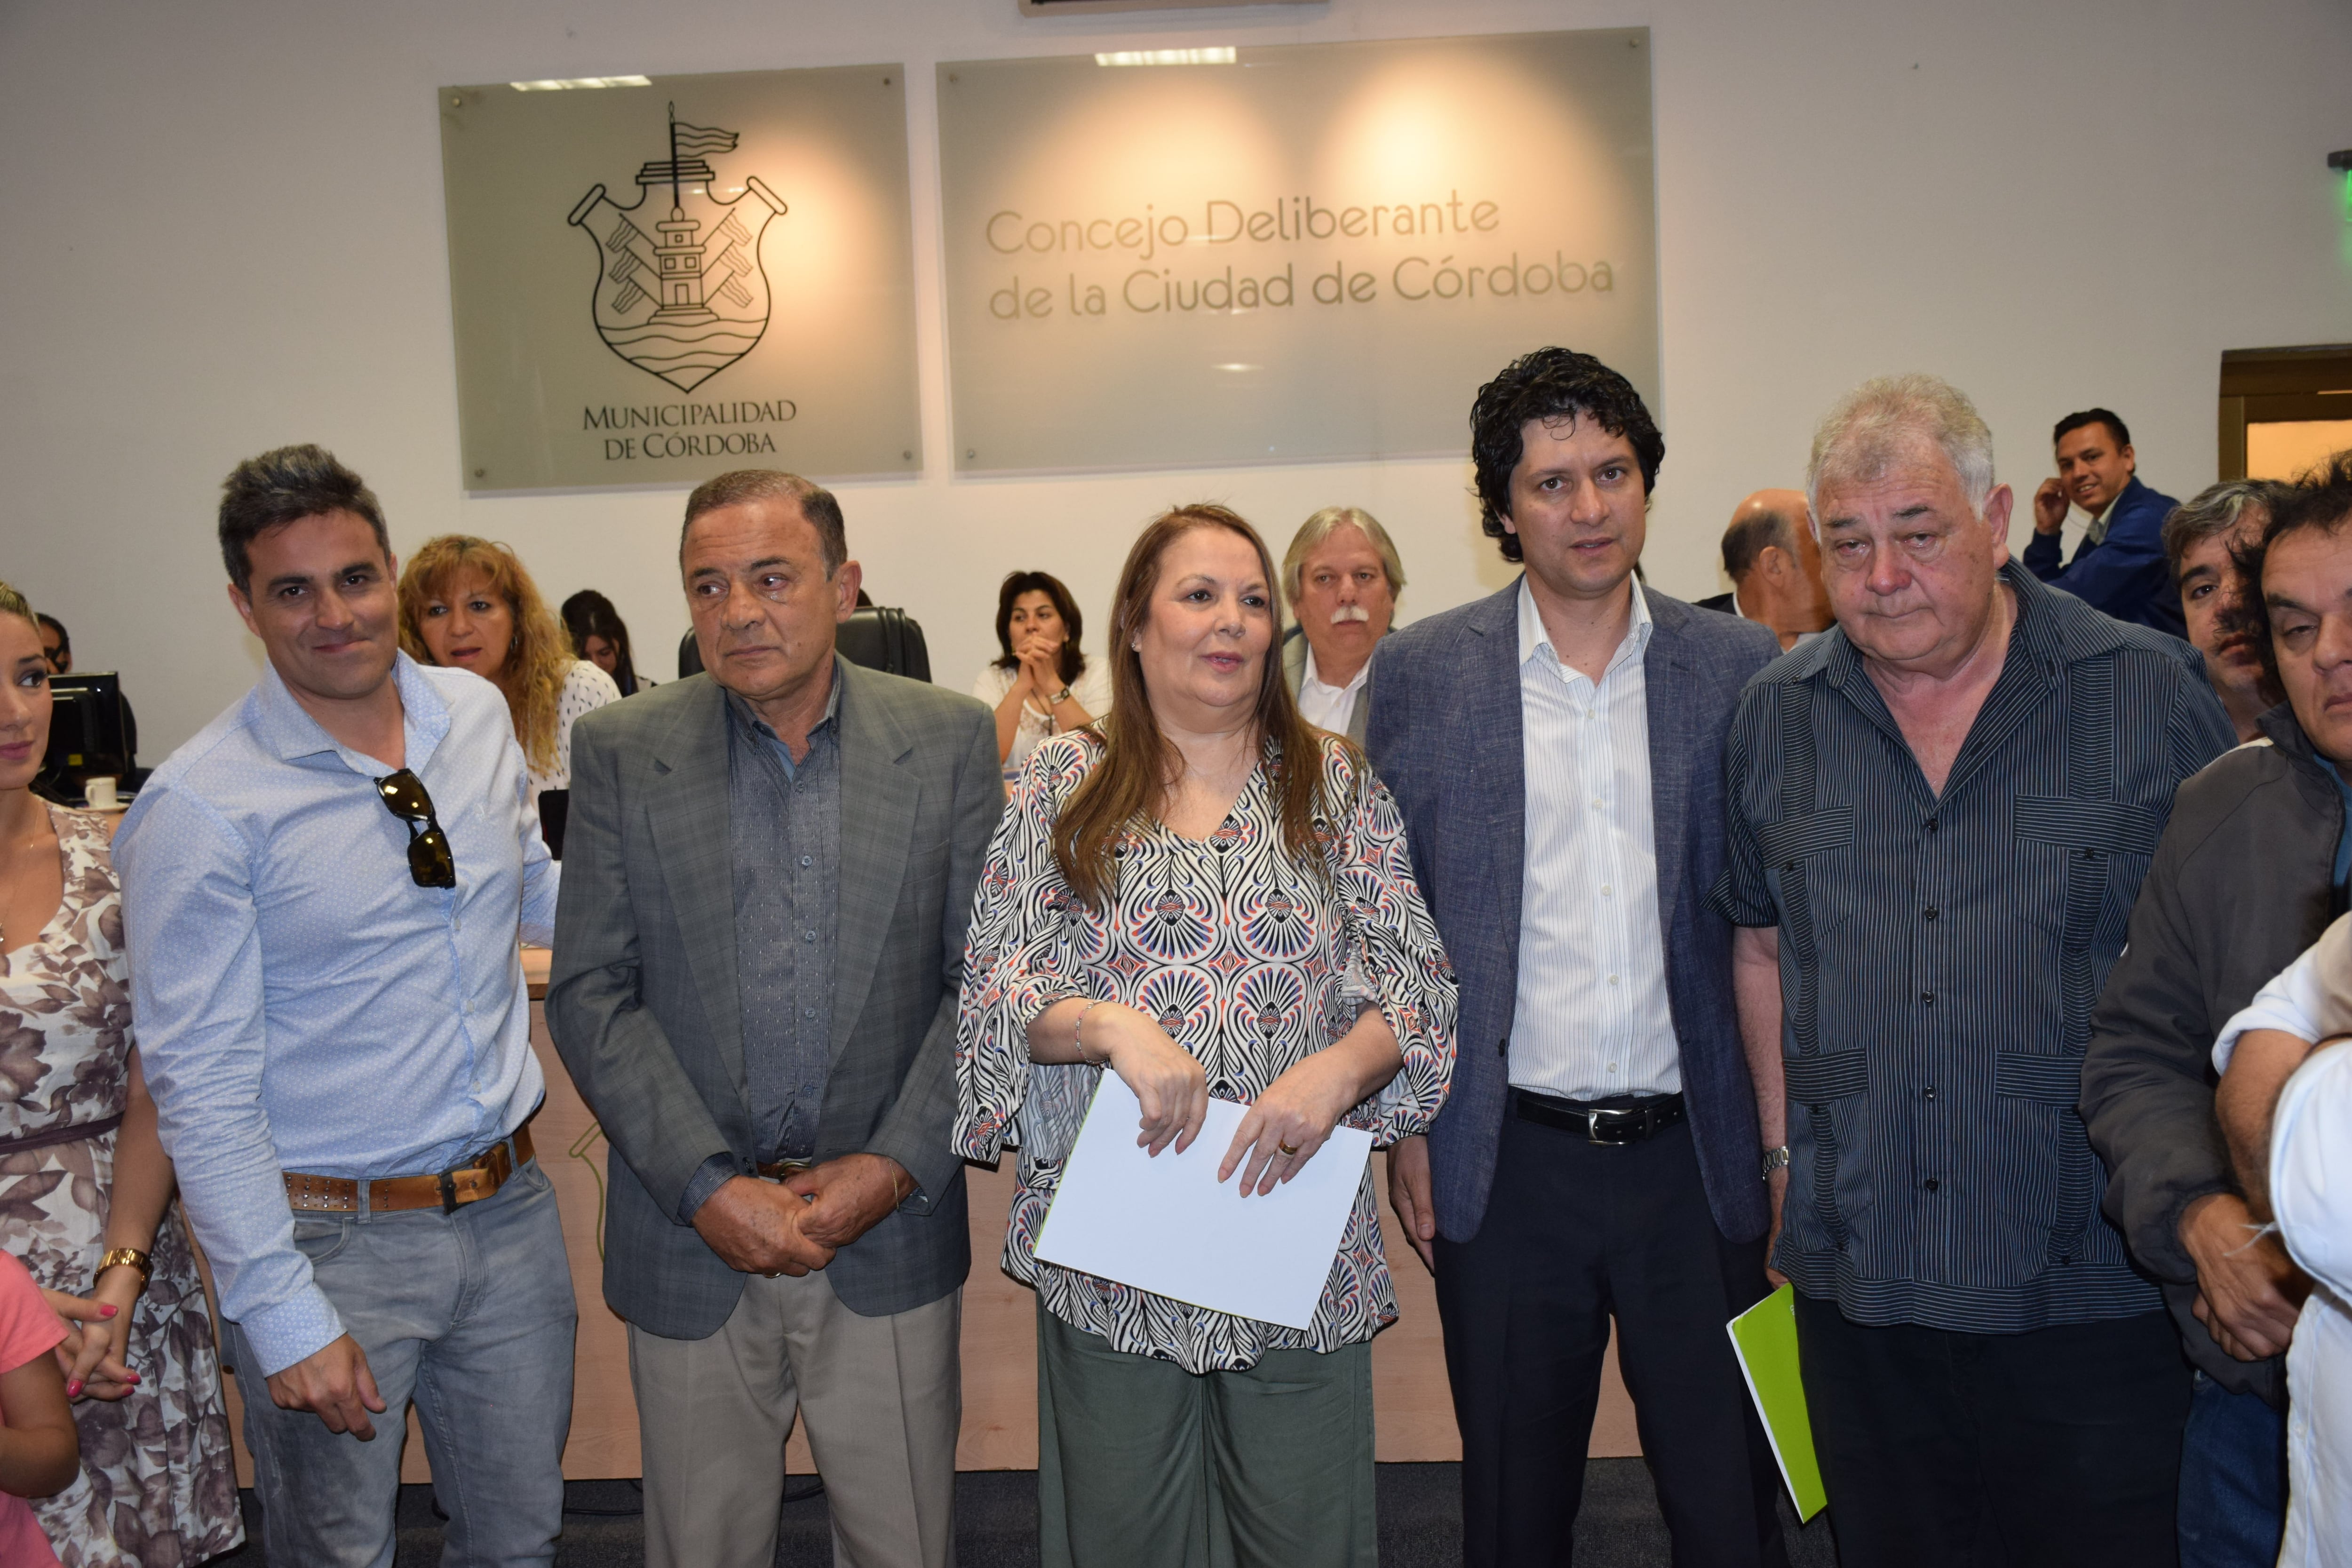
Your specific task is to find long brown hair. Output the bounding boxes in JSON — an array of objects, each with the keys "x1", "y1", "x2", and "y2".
[
  {"x1": 397, "y1": 536, "x2": 572, "y2": 774},
  {"x1": 1051, "y1": 505, "x2": 1345, "y2": 909}
]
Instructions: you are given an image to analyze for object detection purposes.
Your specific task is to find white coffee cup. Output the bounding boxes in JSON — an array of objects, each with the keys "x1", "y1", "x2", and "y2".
[{"x1": 83, "y1": 776, "x2": 119, "y2": 810}]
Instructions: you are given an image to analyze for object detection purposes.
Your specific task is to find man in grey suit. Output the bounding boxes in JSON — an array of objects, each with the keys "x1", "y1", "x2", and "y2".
[
  {"x1": 1370, "y1": 348, "x2": 1790, "y2": 1567},
  {"x1": 548, "y1": 470, "x2": 1001, "y2": 1568},
  {"x1": 1279, "y1": 504, "x2": 1404, "y2": 743}
]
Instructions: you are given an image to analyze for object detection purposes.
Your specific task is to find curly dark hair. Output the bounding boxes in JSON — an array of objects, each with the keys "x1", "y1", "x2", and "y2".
[
  {"x1": 2220, "y1": 449, "x2": 2352, "y2": 701},
  {"x1": 1469, "y1": 347, "x2": 1664, "y2": 563}
]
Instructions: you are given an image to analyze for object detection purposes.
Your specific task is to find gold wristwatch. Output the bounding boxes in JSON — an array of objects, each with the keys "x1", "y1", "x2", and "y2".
[{"x1": 97, "y1": 1247, "x2": 152, "y2": 1290}]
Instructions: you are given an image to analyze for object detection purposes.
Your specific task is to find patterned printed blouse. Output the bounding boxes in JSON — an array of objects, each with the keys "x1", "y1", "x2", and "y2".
[{"x1": 956, "y1": 730, "x2": 1457, "y2": 1374}]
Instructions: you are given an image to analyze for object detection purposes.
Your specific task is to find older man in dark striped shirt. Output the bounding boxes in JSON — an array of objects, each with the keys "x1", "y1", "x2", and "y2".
[{"x1": 1715, "y1": 374, "x2": 2235, "y2": 1567}]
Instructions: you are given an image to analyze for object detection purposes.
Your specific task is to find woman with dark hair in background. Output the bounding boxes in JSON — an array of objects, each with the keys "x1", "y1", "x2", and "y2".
[
  {"x1": 973, "y1": 570, "x2": 1112, "y2": 772},
  {"x1": 956, "y1": 507, "x2": 1456, "y2": 1568},
  {"x1": 560, "y1": 589, "x2": 652, "y2": 697},
  {"x1": 0, "y1": 579, "x2": 241, "y2": 1566},
  {"x1": 397, "y1": 537, "x2": 620, "y2": 810}
]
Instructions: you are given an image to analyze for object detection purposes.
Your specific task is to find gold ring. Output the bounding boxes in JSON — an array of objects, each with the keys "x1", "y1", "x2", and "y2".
[{"x1": 1278, "y1": 1140, "x2": 1300, "y2": 1156}]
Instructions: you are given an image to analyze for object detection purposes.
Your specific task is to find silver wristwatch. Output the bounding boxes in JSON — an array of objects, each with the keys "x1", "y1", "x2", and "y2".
[{"x1": 1760, "y1": 1145, "x2": 1791, "y2": 1181}]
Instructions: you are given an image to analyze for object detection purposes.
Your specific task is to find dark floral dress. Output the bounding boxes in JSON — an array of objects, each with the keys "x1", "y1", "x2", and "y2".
[{"x1": 0, "y1": 807, "x2": 240, "y2": 1567}]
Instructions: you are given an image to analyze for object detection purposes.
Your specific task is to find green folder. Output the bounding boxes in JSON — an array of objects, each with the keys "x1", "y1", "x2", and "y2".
[{"x1": 1726, "y1": 1284, "x2": 1828, "y2": 1522}]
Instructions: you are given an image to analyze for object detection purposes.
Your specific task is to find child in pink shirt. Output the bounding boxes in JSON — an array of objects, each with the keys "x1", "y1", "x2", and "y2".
[{"x1": 0, "y1": 1252, "x2": 75, "y2": 1568}]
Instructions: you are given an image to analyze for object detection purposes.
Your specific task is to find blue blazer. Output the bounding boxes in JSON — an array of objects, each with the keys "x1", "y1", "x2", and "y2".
[
  {"x1": 1366, "y1": 581, "x2": 1779, "y2": 1244},
  {"x1": 2021, "y1": 475, "x2": 2185, "y2": 639}
]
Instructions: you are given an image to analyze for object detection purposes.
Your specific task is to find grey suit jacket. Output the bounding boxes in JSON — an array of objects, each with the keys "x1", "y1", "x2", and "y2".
[
  {"x1": 1281, "y1": 630, "x2": 1372, "y2": 745},
  {"x1": 1367, "y1": 581, "x2": 1779, "y2": 1243},
  {"x1": 548, "y1": 659, "x2": 1002, "y2": 1337}
]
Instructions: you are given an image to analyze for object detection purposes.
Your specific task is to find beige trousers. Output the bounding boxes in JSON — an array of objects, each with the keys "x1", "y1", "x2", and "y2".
[{"x1": 628, "y1": 1273, "x2": 961, "y2": 1568}]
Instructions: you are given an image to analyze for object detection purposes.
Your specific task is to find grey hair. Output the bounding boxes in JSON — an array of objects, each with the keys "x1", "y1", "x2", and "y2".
[
  {"x1": 1281, "y1": 506, "x2": 1407, "y2": 604},
  {"x1": 1807, "y1": 374, "x2": 1997, "y2": 522},
  {"x1": 680, "y1": 469, "x2": 846, "y2": 573},
  {"x1": 2161, "y1": 479, "x2": 2289, "y2": 574}
]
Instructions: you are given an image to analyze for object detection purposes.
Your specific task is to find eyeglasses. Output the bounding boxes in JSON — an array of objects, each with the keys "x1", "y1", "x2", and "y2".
[{"x1": 374, "y1": 769, "x2": 456, "y2": 889}]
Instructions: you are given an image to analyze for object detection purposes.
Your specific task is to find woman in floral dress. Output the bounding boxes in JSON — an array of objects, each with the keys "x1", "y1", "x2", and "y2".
[
  {"x1": 956, "y1": 507, "x2": 1457, "y2": 1568},
  {"x1": 0, "y1": 583, "x2": 240, "y2": 1567}
]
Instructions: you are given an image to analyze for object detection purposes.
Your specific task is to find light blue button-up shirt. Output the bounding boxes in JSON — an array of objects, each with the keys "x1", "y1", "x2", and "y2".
[{"x1": 114, "y1": 653, "x2": 557, "y2": 1376}]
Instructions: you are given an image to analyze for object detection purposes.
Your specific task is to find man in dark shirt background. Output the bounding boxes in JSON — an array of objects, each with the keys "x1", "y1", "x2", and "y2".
[
  {"x1": 1717, "y1": 374, "x2": 2234, "y2": 1566},
  {"x1": 1698, "y1": 489, "x2": 1834, "y2": 650},
  {"x1": 2022, "y1": 407, "x2": 2185, "y2": 636}
]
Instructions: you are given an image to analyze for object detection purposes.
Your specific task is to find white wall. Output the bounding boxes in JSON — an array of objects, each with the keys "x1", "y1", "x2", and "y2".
[{"x1": 5, "y1": 0, "x2": 2349, "y2": 756}]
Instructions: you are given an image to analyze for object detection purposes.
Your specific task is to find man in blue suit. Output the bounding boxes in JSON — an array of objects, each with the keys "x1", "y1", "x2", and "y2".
[
  {"x1": 2023, "y1": 408, "x2": 2184, "y2": 637},
  {"x1": 1369, "y1": 347, "x2": 1789, "y2": 1567}
]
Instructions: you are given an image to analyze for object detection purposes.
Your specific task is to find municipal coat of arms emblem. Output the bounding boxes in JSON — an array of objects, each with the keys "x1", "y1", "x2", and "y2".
[{"x1": 567, "y1": 106, "x2": 786, "y2": 392}]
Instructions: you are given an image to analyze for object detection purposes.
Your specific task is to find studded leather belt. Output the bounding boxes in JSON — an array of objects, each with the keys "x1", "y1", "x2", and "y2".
[
  {"x1": 284, "y1": 1125, "x2": 535, "y2": 1215},
  {"x1": 1513, "y1": 1090, "x2": 1685, "y2": 1146}
]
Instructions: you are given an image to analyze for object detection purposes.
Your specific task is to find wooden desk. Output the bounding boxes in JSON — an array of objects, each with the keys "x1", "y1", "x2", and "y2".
[{"x1": 223, "y1": 950, "x2": 1639, "y2": 1480}]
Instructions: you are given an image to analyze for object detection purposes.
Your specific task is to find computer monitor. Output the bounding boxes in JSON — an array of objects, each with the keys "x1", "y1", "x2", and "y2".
[{"x1": 43, "y1": 672, "x2": 133, "y2": 790}]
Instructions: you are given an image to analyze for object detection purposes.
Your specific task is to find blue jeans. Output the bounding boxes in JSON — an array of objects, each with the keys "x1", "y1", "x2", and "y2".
[
  {"x1": 222, "y1": 1154, "x2": 577, "y2": 1568},
  {"x1": 2178, "y1": 1371, "x2": 2286, "y2": 1568}
]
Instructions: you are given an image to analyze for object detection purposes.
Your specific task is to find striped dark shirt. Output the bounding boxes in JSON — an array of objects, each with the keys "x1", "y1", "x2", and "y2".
[{"x1": 1713, "y1": 565, "x2": 2235, "y2": 1333}]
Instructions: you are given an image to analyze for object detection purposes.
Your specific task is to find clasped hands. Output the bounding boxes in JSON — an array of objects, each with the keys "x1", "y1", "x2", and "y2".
[
  {"x1": 1009, "y1": 629, "x2": 1066, "y2": 700},
  {"x1": 691, "y1": 1153, "x2": 914, "y2": 1278},
  {"x1": 1080, "y1": 1000, "x2": 1361, "y2": 1197},
  {"x1": 2181, "y1": 1191, "x2": 2308, "y2": 1362}
]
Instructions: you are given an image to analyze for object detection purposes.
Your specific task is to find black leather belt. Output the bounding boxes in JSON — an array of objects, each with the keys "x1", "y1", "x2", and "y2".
[{"x1": 1514, "y1": 1090, "x2": 1685, "y2": 1146}]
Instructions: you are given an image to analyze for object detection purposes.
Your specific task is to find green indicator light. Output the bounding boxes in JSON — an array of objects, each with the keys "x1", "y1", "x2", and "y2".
[{"x1": 2334, "y1": 151, "x2": 2352, "y2": 222}]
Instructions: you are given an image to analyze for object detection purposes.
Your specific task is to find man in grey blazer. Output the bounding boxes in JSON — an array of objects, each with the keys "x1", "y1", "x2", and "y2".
[
  {"x1": 1279, "y1": 504, "x2": 1404, "y2": 743},
  {"x1": 548, "y1": 470, "x2": 1000, "y2": 1568},
  {"x1": 1370, "y1": 349, "x2": 1789, "y2": 1567}
]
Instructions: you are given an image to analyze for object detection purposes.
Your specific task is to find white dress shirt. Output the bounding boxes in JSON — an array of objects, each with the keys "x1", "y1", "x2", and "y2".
[
  {"x1": 1510, "y1": 577, "x2": 1680, "y2": 1100},
  {"x1": 1296, "y1": 644, "x2": 1371, "y2": 736},
  {"x1": 2215, "y1": 919, "x2": 2352, "y2": 1567}
]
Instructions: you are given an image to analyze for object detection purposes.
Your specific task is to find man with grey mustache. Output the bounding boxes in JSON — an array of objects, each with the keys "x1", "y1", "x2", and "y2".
[{"x1": 1282, "y1": 506, "x2": 1406, "y2": 743}]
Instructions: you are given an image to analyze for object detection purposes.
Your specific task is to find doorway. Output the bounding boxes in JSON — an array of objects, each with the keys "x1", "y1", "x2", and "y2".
[{"x1": 2220, "y1": 344, "x2": 2352, "y2": 480}]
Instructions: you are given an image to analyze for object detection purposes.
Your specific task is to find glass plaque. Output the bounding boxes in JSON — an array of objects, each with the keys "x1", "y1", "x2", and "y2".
[
  {"x1": 938, "y1": 30, "x2": 1658, "y2": 473},
  {"x1": 440, "y1": 66, "x2": 921, "y2": 491}
]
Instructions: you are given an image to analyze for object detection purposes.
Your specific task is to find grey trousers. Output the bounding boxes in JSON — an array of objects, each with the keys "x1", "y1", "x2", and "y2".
[
  {"x1": 225, "y1": 1157, "x2": 577, "y2": 1568},
  {"x1": 1035, "y1": 1310, "x2": 1377, "y2": 1568},
  {"x1": 628, "y1": 1272, "x2": 961, "y2": 1568}
]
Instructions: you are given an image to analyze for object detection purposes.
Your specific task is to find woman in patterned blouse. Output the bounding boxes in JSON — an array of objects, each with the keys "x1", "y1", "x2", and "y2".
[{"x1": 956, "y1": 505, "x2": 1457, "y2": 1568}]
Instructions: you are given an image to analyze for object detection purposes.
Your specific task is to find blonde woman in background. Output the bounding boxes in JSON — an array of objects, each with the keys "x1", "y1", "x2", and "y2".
[{"x1": 398, "y1": 536, "x2": 620, "y2": 807}]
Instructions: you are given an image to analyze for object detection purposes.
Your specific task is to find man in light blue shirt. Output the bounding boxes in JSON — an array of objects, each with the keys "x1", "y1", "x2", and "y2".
[{"x1": 115, "y1": 445, "x2": 573, "y2": 1568}]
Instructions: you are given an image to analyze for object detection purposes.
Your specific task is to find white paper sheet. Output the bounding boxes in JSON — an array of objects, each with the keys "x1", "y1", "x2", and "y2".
[{"x1": 1033, "y1": 1074, "x2": 1375, "y2": 1331}]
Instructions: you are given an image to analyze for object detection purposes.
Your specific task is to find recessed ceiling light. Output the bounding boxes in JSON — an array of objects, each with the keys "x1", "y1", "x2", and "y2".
[
  {"x1": 510, "y1": 75, "x2": 653, "y2": 91},
  {"x1": 1094, "y1": 48, "x2": 1235, "y2": 67}
]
